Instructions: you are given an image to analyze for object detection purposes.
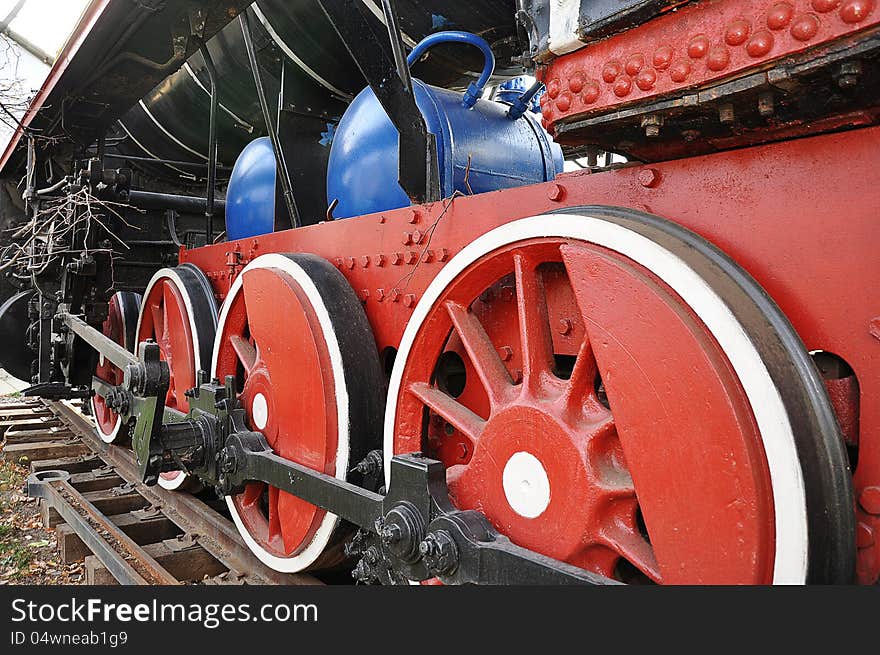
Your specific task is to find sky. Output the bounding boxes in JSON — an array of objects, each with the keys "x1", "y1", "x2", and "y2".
[
  {"x1": 0, "y1": 0, "x2": 90, "y2": 55},
  {"x1": 0, "y1": 0, "x2": 90, "y2": 147}
]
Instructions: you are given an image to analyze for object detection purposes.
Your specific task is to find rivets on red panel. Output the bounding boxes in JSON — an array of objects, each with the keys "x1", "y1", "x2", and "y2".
[
  {"x1": 791, "y1": 13, "x2": 820, "y2": 40},
  {"x1": 555, "y1": 92, "x2": 571, "y2": 112},
  {"x1": 602, "y1": 60, "x2": 623, "y2": 83},
  {"x1": 391, "y1": 252, "x2": 403, "y2": 265},
  {"x1": 405, "y1": 251, "x2": 418, "y2": 265},
  {"x1": 360, "y1": 255, "x2": 371, "y2": 268},
  {"x1": 402, "y1": 232, "x2": 413, "y2": 245},
  {"x1": 636, "y1": 68, "x2": 657, "y2": 90},
  {"x1": 498, "y1": 346, "x2": 513, "y2": 362},
  {"x1": 359, "y1": 289, "x2": 370, "y2": 302},
  {"x1": 869, "y1": 316, "x2": 880, "y2": 340},
  {"x1": 652, "y1": 45, "x2": 673, "y2": 70},
  {"x1": 707, "y1": 46, "x2": 730, "y2": 71},
  {"x1": 840, "y1": 0, "x2": 874, "y2": 22},
  {"x1": 547, "y1": 183, "x2": 566, "y2": 201},
  {"x1": 390, "y1": 288, "x2": 401, "y2": 303},
  {"x1": 859, "y1": 487, "x2": 880, "y2": 514},
  {"x1": 546, "y1": 78, "x2": 561, "y2": 98},
  {"x1": 582, "y1": 81, "x2": 600, "y2": 104},
  {"x1": 767, "y1": 2, "x2": 795, "y2": 29},
  {"x1": 625, "y1": 53, "x2": 645, "y2": 76},
  {"x1": 688, "y1": 34, "x2": 710, "y2": 58},
  {"x1": 403, "y1": 294, "x2": 416, "y2": 308},
  {"x1": 669, "y1": 59, "x2": 691, "y2": 82},
  {"x1": 437, "y1": 248, "x2": 449, "y2": 262},
  {"x1": 408, "y1": 210, "x2": 420, "y2": 224},
  {"x1": 568, "y1": 71, "x2": 586, "y2": 93},
  {"x1": 335, "y1": 257, "x2": 343, "y2": 268},
  {"x1": 746, "y1": 30, "x2": 774, "y2": 57},
  {"x1": 345, "y1": 257, "x2": 356, "y2": 270},
  {"x1": 725, "y1": 19, "x2": 751, "y2": 46},
  {"x1": 412, "y1": 229, "x2": 424, "y2": 243},
  {"x1": 558, "y1": 318, "x2": 573, "y2": 335},
  {"x1": 375, "y1": 254, "x2": 386, "y2": 267},
  {"x1": 512, "y1": 369, "x2": 523, "y2": 384},
  {"x1": 811, "y1": 0, "x2": 840, "y2": 11},
  {"x1": 376, "y1": 288, "x2": 385, "y2": 302},
  {"x1": 613, "y1": 75, "x2": 633, "y2": 97},
  {"x1": 422, "y1": 250, "x2": 434, "y2": 263}
]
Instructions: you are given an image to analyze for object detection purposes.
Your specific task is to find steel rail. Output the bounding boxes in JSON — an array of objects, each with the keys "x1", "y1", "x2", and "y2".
[
  {"x1": 27, "y1": 473, "x2": 178, "y2": 585},
  {"x1": 48, "y1": 400, "x2": 319, "y2": 585}
]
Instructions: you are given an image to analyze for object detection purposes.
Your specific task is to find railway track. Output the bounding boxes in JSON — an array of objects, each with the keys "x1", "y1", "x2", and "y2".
[{"x1": 0, "y1": 397, "x2": 319, "y2": 585}]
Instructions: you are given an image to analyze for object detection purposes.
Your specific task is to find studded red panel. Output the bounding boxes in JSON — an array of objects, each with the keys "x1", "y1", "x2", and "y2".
[{"x1": 538, "y1": 0, "x2": 878, "y2": 133}]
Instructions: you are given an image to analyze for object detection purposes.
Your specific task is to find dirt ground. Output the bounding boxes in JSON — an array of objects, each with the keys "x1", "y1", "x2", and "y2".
[{"x1": 0, "y1": 449, "x2": 83, "y2": 585}]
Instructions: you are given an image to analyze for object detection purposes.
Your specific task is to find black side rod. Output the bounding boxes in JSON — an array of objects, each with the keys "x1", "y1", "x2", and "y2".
[
  {"x1": 198, "y1": 39, "x2": 219, "y2": 243},
  {"x1": 317, "y1": 0, "x2": 440, "y2": 205},
  {"x1": 239, "y1": 10, "x2": 300, "y2": 228}
]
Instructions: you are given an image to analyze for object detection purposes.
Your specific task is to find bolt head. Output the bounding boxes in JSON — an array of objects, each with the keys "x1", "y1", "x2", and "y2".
[
  {"x1": 547, "y1": 184, "x2": 565, "y2": 202},
  {"x1": 638, "y1": 168, "x2": 660, "y2": 188}
]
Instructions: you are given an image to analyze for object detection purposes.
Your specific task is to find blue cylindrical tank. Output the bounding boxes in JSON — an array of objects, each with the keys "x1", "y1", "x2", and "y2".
[
  {"x1": 225, "y1": 137, "x2": 277, "y2": 241},
  {"x1": 327, "y1": 33, "x2": 563, "y2": 220}
]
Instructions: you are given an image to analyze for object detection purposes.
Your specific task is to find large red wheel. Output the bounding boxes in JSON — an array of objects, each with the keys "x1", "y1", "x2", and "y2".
[
  {"x1": 213, "y1": 253, "x2": 383, "y2": 573},
  {"x1": 136, "y1": 264, "x2": 217, "y2": 490},
  {"x1": 91, "y1": 291, "x2": 141, "y2": 443},
  {"x1": 386, "y1": 209, "x2": 854, "y2": 584}
]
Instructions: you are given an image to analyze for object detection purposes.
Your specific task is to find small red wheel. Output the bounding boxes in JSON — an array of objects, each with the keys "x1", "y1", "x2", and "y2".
[
  {"x1": 136, "y1": 264, "x2": 217, "y2": 490},
  {"x1": 90, "y1": 291, "x2": 141, "y2": 443},
  {"x1": 386, "y1": 210, "x2": 854, "y2": 584},
  {"x1": 213, "y1": 253, "x2": 383, "y2": 573}
]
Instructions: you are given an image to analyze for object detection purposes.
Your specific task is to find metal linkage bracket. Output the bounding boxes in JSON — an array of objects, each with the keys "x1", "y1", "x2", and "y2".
[
  {"x1": 182, "y1": 389, "x2": 618, "y2": 585},
  {"x1": 55, "y1": 313, "x2": 170, "y2": 484}
]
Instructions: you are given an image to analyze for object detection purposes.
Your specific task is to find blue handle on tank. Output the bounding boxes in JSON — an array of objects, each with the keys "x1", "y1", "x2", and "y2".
[{"x1": 406, "y1": 31, "x2": 495, "y2": 109}]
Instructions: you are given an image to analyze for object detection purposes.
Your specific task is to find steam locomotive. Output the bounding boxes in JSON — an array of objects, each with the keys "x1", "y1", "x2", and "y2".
[{"x1": 0, "y1": 0, "x2": 876, "y2": 585}]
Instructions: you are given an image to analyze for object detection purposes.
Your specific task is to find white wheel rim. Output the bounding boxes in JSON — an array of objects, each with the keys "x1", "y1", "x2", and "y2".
[
  {"x1": 383, "y1": 213, "x2": 808, "y2": 584},
  {"x1": 137, "y1": 269, "x2": 203, "y2": 490},
  {"x1": 212, "y1": 254, "x2": 350, "y2": 573},
  {"x1": 93, "y1": 292, "x2": 131, "y2": 444}
]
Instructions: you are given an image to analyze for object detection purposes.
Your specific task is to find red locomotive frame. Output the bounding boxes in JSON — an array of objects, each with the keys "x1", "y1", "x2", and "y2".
[{"x1": 181, "y1": 126, "x2": 880, "y2": 583}]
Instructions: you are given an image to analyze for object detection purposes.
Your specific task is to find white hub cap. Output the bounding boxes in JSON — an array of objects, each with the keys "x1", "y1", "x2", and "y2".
[
  {"x1": 502, "y1": 451, "x2": 551, "y2": 518},
  {"x1": 252, "y1": 392, "x2": 269, "y2": 430}
]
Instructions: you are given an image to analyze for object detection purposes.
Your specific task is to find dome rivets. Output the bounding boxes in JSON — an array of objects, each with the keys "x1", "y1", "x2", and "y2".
[
  {"x1": 688, "y1": 34, "x2": 710, "y2": 58},
  {"x1": 725, "y1": 19, "x2": 751, "y2": 46},
  {"x1": 791, "y1": 13, "x2": 821, "y2": 40},
  {"x1": 746, "y1": 30, "x2": 774, "y2": 57}
]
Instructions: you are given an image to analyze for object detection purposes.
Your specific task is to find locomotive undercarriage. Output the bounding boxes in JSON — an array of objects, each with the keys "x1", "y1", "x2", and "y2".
[{"x1": 0, "y1": 0, "x2": 877, "y2": 584}]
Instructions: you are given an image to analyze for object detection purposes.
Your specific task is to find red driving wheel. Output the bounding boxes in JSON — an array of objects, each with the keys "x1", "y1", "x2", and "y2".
[
  {"x1": 213, "y1": 253, "x2": 383, "y2": 573},
  {"x1": 385, "y1": 210, "x2": 854, "y2": 584},
  {"x1": 136, "y1": 264, "x2": 217, "y2": 490},
  {"x1": 91, "y1": 291, "x2": 141, "y2": 443}
]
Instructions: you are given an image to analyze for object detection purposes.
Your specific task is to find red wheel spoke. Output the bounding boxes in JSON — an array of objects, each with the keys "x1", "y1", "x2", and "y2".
[
  {"x1": 600, "y1": 516, "x2": 661, "y2": 583},
  {"x1": 241, "y1": 482, "x2": 264, "y2": 507},
  {"x1": 229, "y1": 335, "x2": 257, "y2": 374},
  {"x1": 513, "y1": 252, "x2": 554, "y2": 393},
  {"x1": 445, "y1": 301, "x2": 512, "y2": 410},
  {"x1": 408, "y1": 381, "x2": 485, "y2": 443},
  {"x1": 150, "y1": 301, "x2": 164, "y2": 342},
  {"x1": 267, "y1": 486, "x2": 282, "y2": 543},
  {"x1": 561, "y1": 337, "x2": 600, "y2": 419}
]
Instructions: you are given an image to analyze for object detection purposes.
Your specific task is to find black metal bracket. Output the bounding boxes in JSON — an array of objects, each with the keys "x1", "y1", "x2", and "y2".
[{"x1": 316, "y1": 0, "x2": 440, "y2": 205}]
